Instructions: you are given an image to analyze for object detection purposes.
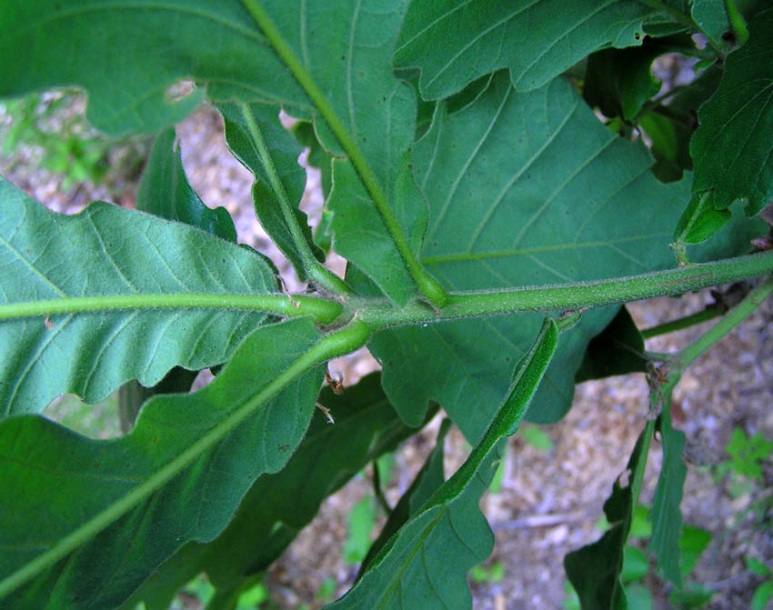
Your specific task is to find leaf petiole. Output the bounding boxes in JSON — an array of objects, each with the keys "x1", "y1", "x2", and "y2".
[
  {"x1": 0, "y1": 293, "x2": 345, "y2": 326},
  {"x1": 236, "y1": 102, "x2": 351, "y2": 295},
  {"x1": 238, "y1": 0, "x2": 448, "y2": 308}
]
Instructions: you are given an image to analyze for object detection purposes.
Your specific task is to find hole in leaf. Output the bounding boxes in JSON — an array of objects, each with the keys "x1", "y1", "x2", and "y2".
[
  {"x1": 164, "y1": 80, "x2": 196, "y2": 105},
  {"x1": 617, "y1": 468, "x2": 632, "y2": 488}
]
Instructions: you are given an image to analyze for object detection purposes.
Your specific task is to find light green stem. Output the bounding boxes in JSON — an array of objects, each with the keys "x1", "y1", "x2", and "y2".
[
  {"x1": 3, "y1": 252, "x2": 770, "y2": 331},
  {"x1": 360, "y1": 251, "x2": 773, "y2": 329},
  {"x1": 642, "y1": 306, "x2": 722, "y2": 339},
  {"x1": 238, "y1": 0, "x2": 448, "y2": 308},
  {"x1": 655, "y1": 275, "x2": 772, "y2": 405},
  {"x1": 0, "y1": 319, "x2": 371, "y2": 600},
  {"x1": 0, "y1": 293, "x2": 343, "y2": 325},
  {"x1": 237, "y1": 103, "x2": 350, "y2": 295},
  {"x1": 676, "y1": 275, "x2": 773, "y2": 370},
  {"x1": 723, "y1": 0, "x2": 749, "y2": 44}
]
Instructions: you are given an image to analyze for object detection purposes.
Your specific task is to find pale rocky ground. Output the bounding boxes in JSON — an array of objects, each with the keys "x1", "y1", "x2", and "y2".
[{"x1": 1, "y1": 97, "x2": 771, "y2": 610}]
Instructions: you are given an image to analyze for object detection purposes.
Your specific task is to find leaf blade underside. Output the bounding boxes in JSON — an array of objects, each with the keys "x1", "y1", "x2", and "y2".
[
  {"x1": 369, "y1": 72, "x2": 758, "y2": 438},
  {"x1": 0, "y1": 0, "x2": 432, "y2": 304},
  {"x1": 0, "y1": 319, "x2": 325, "y2": 609},
  {"x1": 0, "y1": 180, "x2": 278, "y2": 416},
  {"x1": 395, "y1": 0, "x2": 656, "y2": 99}
]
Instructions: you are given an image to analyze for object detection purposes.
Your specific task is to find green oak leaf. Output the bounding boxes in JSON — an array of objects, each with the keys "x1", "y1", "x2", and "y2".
[
  {"x1": 0, "y1": 319, "x2": 325, "y2": 609},
  {"x1": 368, "y1": 73, "x2": 695, "y2": 436},
  {"x1": 124, "y1": 373, "x2": 428, "y2": 609},
  {"x1": 0, "y1": 179, "x2": 278, "y2": 416},
  {"x1": 370, "y1": 72, "x2": 763, "y2": 437},
  {"x1": 0, "y1": 1, "x2": 288, "y2": 136},
  {"x1": 395, "y1": 0, "x2": 656, "y2": 100},
  {"x1": 329, "y1": 319, "x2": 558, "y2": 609},
  {"x1": 691, "y1": 0, "x2": 732, "y2": 46},
  {"x1": 121, "y1": 127, "x2": 240, "y2": 423},
  {"x1": 0, "y1": 0, "x2": 429, "y2": 304},
  {"x1": 690, "y1": 8, "x2": 773, "y2": 217}
]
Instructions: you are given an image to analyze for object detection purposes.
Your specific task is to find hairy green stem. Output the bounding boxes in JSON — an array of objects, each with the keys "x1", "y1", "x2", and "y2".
[
  {"x1": 360, "y1": 252, "x2": 773, "y2": 330},
  {"x1": 238, "y1": 0, "x2": 448, "y2": 308},
  {"x1": 237, "y1": 103, "x2": 350, "y2": 295},
  {"x1": 0, "y1": 319, "x2": 371, "y2": 600},
  {"x1": 652, "y1": 276, "x2": 772, "y2": 419},
  {"x1": 0, "y1": 293, "x2": 344, "y2": 326},
  {"x1": 3, "y1": 253, "x2": 770, "y2": 332}
]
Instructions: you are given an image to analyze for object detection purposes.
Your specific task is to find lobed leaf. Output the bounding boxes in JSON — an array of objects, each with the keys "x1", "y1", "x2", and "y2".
[
  {"x1": 124, "y1": 373, "x2": 428, "y2": 609},
  {"x1": 121, "y1": 129, "x2": 239, "y2": 422},
  {"x1": 359, "y1": 418, "x2": 452, "y2": 576},
  {"x1": 690, "y1": 0, "x2": 731, "y2": 47},
  {"x1": 368, "y1": 72, "x2": 752, "y2": 437},
  {"x1": 0, "y1": 0, "x2": 431, "y2": 304},
  {"x1": 329, "y1": 319, "x2": 559, "y2": 609},
  {"x1": 0, "y1": 180, "x2": 278, "y2": 416},
  {"x1": 395, "y1": 0, "x2": 656, "y2": 100},
  {"x1": 649, "y1": 401, "x2": 687, "y2": 586},
  {"x1": 0, "y1": 319, "x2": 325, "y2": 609},
  {"x1": 690, "y1": 8, "x2": 773, "y2": 217}
]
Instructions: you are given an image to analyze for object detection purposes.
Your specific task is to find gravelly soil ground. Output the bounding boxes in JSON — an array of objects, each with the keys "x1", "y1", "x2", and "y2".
[{"x1": 1, "y1": 100, "x2": 771, "y2": 610}]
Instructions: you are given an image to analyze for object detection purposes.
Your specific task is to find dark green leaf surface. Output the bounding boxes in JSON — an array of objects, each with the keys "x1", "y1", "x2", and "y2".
[
  {"x1": 370, "y1": 73, "x2": 699, "y2": 435},
  {"x1": 691, "y1": 8, "x2": 773, "y2": 216},
  {"x1": 0, "y1": 319, "x2": 324, "y2": 609},
  {"x1": 138, "y1": 127, "x2": 237, "y2": 242},
  {"x1": 0, "y1": 180, "x2": 277, "y2": 416},
  {"x1": 329, "y1": 319, "x2": 558, "y2": 609},
  {"x1": 0, "y1": 1, "x2": 277, "y2": 135},
  {"x1": 124, "y1": 373, "x2": 425, "y2": 609},
  {"x1": 395, "y1": 0, "x2": 655, "y2": 99},
  {"x1": 0, "y1": 0, "x2": 427, "y2": 304},
  {"x1": 318, "y1": 4, "x2": 429, "y2": 305}
]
